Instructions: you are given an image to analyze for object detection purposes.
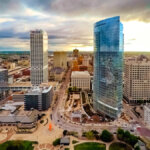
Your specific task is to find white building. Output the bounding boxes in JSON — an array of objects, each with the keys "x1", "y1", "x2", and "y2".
[
  {"x1": 144, "y1": 105, "x2": 150, "y2": 127},
  {"x1": 30, "y1": 30, "x2": 48, "y2": 86},
  {"x1": 71, "y1": 71, "x2": 90, "y2": 90},
  {"x1": 124, "y1": 55, "x2": 150, "y2": 104}
]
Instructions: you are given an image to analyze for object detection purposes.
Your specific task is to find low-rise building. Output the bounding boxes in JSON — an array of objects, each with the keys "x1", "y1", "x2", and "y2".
[
  {"x1": 60, "y1": 137, "x2": 70, "y2": 146},
  {"x1": 0, "y1": 102, "x2": 38, "y2": 127},
  {"x1": 13, "y1": 94, "x2": 25, "y2": 102},
  {"x1": 49, "y1": 67, "x2": 64, "y2": 81},
  {"x1": 24, "y1": 86, "x2": 53, "y2": 111},
  {"x1": 71, "y1": 71, "x2": 90, "y2": 90},
  {"x1": 0, "y1": 69, "x2": 8, "y2": 83}
]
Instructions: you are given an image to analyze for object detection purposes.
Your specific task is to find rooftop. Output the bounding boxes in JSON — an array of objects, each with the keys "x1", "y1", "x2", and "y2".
[
  {"x1": 60, "y1": 137, "x2": 70, "y2": 144},
  {"x1": 0, "y1": 68, "x2": 7, "y2": 72},
  {"x1": 25, "y1": 86, "x2": 52, "y2": 95},
  {"x1": 71, "y1": 71, "x2": 90, "y2": 77},
  {"x1": 95, "y1": 16, "x2": 120, "y2": 27},
  {"x1": 51, "y1": 67, "x2": 64, "y2": 74}
]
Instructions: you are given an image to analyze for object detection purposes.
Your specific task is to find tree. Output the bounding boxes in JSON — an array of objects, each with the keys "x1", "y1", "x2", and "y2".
[
  {"x1": 117, "y1": 128, "x2": 124, "y2": 135},
  {"x1": 117, "y1": 128, "x2": 124, "y2": 141},
  {"x1": 91, "y1": 130, "x2": 99, "y2": 135},
  {"x1": 129, "y1": 135, "x2": 138, "y2": 147},
  {"x1": 100, "y1": 130, "x2": 114, "y2": 142},
  {"x1": 82, "y1": 132, "x2": 86, "y2": 137},
  {"x1": 63, "y1": 130, "x2": 68, "y2": 136},
  {"x1": 124, "y1": 131, "x2": 131, "y2": 143},
  {"x1": 68, "y1": 87, "x2": 72, "y2": 93},
  {"x1": 135, "y1": 146, "x2": 141, "y2": 150},
  {"x1": 85, "y1": 131, "x2": 95, "y2": 140},
  {"x1": 117, "y1": 128, "x2": 138, "y2": 147},
  {"x1": 53, "y1": 138, "x2": 60, "y2": 146},
  {"x1": 91, "y1": 130, "x2": 100, "y2": 140}
]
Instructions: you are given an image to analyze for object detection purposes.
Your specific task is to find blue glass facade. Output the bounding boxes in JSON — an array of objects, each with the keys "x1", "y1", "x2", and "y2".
[{"x1": 93, "y1": 16, "x2": 124, "y2": 119}]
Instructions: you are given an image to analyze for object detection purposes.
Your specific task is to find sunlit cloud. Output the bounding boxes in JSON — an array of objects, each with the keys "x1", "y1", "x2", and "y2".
[{"x1": 0, "y1": 0, "x2": 150, "y2": 51}]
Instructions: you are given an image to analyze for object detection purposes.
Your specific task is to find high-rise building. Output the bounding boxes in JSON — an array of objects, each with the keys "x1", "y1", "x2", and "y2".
[
  {"x1": 53, "y1": 51, "x2": 67, "y2": 69},
  {"x1": 124, "y1": 55, "x2": 150, "y2": 103},
  {"x1": 93, "y1": 16, "x2": 124, "y2": 119},
  {"x1": 30, "y1": 30, "x2": 48, "y2": 86},
  {"x1": 24, "y1": 86, "x2": 53, "y2": 111}
]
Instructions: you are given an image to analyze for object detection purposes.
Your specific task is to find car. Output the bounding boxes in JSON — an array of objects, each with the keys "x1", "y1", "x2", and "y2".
[{"x1": 130, "y1": 129, "x2": 134, "y2": 132}]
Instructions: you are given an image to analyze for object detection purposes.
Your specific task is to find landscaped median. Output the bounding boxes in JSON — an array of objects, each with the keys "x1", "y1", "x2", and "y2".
[{"x1": 74, "y1": 142, "x2": 106, "y2": 150}]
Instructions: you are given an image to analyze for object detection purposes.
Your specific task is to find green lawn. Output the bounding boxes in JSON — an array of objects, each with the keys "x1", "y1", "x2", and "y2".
[
  {"x1": 74, "y1": 142, "x2": 106, "y2": 150},
  {"x1": 109, "y1": 142, "x2": 132, "y2": 150},
  {"x1": 0, "y1": 140, "x2": 36, "y2": 150}
]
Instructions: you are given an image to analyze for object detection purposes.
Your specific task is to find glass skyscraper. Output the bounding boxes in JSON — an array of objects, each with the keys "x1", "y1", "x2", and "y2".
[{"x1": 93, "y1": 16, "x2": 124, "y2": 119}]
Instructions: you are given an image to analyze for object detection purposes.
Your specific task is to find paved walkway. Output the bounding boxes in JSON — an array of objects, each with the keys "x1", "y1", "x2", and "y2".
[
  {"x1": 69, "y1": 135, "x2": 133, "y2": 150},
  {"x1": 0, "y1": 129, "x2": 14, "y2": 144}
]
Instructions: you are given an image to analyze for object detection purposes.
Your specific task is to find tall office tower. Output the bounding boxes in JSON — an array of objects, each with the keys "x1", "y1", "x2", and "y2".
[
  {"x1": 124, "y1": 55, "x2": 150, "y2": 104},
  {"x1": 53, "y1": 51, "x2": 67, "y2": 69},
  {"x1": 30, "y1": 30, "x2": 48, "y2": 86},
  {"x1": 93, "y1": 16, "x2": 124, "y2": 119}
]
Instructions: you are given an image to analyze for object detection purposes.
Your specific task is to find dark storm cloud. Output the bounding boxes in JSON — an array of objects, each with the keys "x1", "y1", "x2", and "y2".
[
  {"x1": 0, "y1": 0, "x2": 23, "y2": 13},
  {"x1": 0, "y1": 29, "x2": 29, "y2": 39},
  {"x1": 22, "y1": 0, "x2": 150, "y2": 22},
  {"x1": 0, "y1": 0, "x2": 150, "y2": 51},
  {"x1": 0, "y1": 0, "x2": 150, "y2": 21}
]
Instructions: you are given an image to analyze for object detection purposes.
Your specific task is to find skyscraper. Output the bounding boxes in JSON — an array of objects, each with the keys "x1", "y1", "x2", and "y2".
[
  {"x1": 30, "y1": 30, "x2": 48, "y2": 86},
  {"x1": 124, "y1": 55, "x2": 150, "y2": 104},
  {"x1": 53, "y1": 51, "x2": 67, "y2": 69},
  {"x1": 93, "y1": 16, "x2": 124, "y2": 119}
]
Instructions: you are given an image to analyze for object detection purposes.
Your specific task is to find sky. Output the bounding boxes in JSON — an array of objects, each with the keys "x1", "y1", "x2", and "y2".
[{"x1": 0, "y1": 0, "x2": 150, "y2": 52}]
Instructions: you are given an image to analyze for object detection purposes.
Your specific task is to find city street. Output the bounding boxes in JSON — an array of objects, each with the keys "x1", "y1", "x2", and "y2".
[{"x1": 51, "y1": 69, "x2": 142, "y2": 135}]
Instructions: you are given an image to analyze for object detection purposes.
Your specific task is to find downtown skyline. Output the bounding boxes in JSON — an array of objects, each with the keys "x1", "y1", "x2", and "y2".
[{"x1": 0, "y1": 0, "x2": 150, "y2": 52}]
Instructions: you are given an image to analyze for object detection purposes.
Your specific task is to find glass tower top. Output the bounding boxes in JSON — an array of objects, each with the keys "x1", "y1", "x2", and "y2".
[{"x1": 93, "y1": 16, "x2": 124, "y2": 119}]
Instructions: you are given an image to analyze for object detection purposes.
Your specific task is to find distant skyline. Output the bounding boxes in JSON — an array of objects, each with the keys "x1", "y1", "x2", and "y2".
[{"x1": 0, "y1": 0, "x2": 150, "y2": 52}]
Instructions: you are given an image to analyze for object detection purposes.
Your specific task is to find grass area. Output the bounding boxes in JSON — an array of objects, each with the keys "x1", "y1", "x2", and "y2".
[
  {"x1": 0, "y1": 140, "x2": 36, "y2": 150},
  {"x1": 109, "y1": 142, "x2": 132, "y2": 150},
  {"x1": 72, "y1": 140, "x2": 79, "y2": 144},
  {"x1": 74, "y1": 142, "x2": 106, "y2": 150}
]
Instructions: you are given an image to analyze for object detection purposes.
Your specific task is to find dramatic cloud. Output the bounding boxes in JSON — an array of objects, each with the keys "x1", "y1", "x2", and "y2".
[
  {"x1": 24, "y1": 0, "x2": 150, "y2": 22},
  {"x1": 0, "y1": 0, "x2": 150, "y2": 51}
]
